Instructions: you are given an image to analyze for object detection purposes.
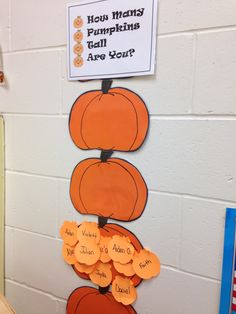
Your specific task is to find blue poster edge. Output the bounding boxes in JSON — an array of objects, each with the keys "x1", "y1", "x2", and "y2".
[{"x1": 220, "y1": 208, "x2": 236, "y2": 314}]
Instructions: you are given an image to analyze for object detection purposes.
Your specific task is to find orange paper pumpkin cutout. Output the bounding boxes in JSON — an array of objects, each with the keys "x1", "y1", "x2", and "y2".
[
  {"x1": 70, "y1": 158, "x2": 147, "y2": 222},
  {"x1": 113, "y1": 261, "x2": 136, "y2": 277},
  {"x1": 112, "y1": 276, "x2": 137, "y2": 306},
  {"x1": 108, "y1": 235, "x2": 135, "y2": 264},
  {"x1": 74, "y1": 262, "x2": 96, "y2": 274},
  {"x1": 99, "y1": 236, "x2": 111, "y2": 263},
  {"x1": 132, "y1": 249, "x2": 161, "y2": 279},
  {"x1": 73, "y1": 223, "x2": 143, "y2": 287},
  {"x1": 69, "y1": 80, "x2": 149, "y2": 152},
  {"x1": 74, "y1": 241, "x2": 100, "y2": 266},
  {"x1": 66, "y1": 286, "x2": 137, "y2": 314},
  {"x1": 89, "y1": 261, "x2": 112, "y2": 287},
  {"x1": 62, "y1": 243, "x2": 77, "y2": 265},
  {"x1": 77, "y1": 221, "x2": 100, "y2": 244},
  {"x1": 60, "y1": 221, "x2": 78, "y2": 246}
]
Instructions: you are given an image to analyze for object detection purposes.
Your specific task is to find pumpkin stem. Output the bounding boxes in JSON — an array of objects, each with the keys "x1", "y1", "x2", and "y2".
[
  {"x1": 102, "y1": 80, "x2": 113, "y2": 94},
  {"x1": 100, "y1": 150, "x2": 113, "y2": 162},
  {"x1": 98, "y1": 216, "x2": 108, "y2": 228},
  {"x1": 99, "y1": 286, "x2": 110, "y2": 295}
]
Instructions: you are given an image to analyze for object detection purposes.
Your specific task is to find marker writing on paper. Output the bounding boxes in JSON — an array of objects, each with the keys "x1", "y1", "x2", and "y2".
[
  {"x1": 80, "y1": 245, "x2": 95, "y2": 255},
  {"x1": 96, "y1": 270, "x2": 107, "y2": 279},
  {"x1": 81, "y1": 228, "x2": 97, "y2": 240},
  {"x1": 139, "y1": 259, "x2": 152, "y2": 269},
  {"x1": 115, "y1": 284, "x2": 131, "y2": 295},
  {"x1": 65, "y1": 228, "x2": 74, "y2": 236},
  {"x1": 112, "y1": 244, "x2": 132, "y2": 254}
]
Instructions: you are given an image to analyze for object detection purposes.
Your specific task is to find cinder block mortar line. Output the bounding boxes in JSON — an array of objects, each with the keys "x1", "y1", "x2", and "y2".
[
  {"x1": 3, "y1": 46, "x2": 66, "y2": 56},
  {"x1": 190, "y1": 33, "x2": 198, "y2": 114},
  {"x1": 5, "y1": 169, "x2": 236, "y2": 208},
  {"x1": 150, "y1": 190, "x2": 236, "y2": 206},
  {"x1": 177, "y1": 197, "x2": 184, "y2": 269},
  {"x1": 5, "y1": 265, "x2": 220, "y2": 299},
  {"x1": 3, "y1": 113, "x2": 236, "y2": 120},
  {"x1": 2, "y1": 25, "x2": 236, "y2": 55},
  {"x1": 161, "y1": 265, "x2": 221, "y2": 284},
  {"x1": 5, "y1": 226, "x2": 59, "y2": 242},
  {"x1": 8, "y1": 0, "x2": 11, "y2": 52},
  {"x1": 158, "y1": 24, "x2": 236, "y2": 37},
  {"x1": 5, "y1": 278, "x2": 67, "y2": 303},
  {"x1": 59, "y1": 50, "x2": 65, "y2": 116}
]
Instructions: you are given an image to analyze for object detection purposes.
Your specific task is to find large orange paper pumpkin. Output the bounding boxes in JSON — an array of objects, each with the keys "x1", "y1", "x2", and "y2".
[
  {"x1": 70, "y1": 158, "x2": 148, "y2": 222},
  {"x1": 73, "y1": 223, "x2": 143, "y2": 287},
  {"x1": 67, "y1": 286, "x2": 137, "y2": 314},
  {"x1": 69, "y1": 80, "x2": 149, "y2": 152}
]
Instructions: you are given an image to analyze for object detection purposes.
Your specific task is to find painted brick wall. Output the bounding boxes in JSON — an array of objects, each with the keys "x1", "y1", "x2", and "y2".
[{"x1": 0, "y1": 0, "x2": 236, "y2": 313}]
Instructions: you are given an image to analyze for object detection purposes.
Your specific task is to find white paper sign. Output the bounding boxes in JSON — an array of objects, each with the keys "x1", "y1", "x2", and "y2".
[{"x1": 67, "y1": 0, "x2": 158, "y2": 80}]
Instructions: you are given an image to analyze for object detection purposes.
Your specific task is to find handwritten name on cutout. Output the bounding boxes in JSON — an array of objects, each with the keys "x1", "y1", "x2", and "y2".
[
  {"x1": 112, "y1": 276, "x2": 137, "y2": 305},
  {"x1": 60, "y1": 221, "x2": 78, "y2": 246},
  {"x1": 62, "y1": 243, "x2": 77, "y2": 265},
  {"x1": 89, "y1": 262, "x2": 112, "y2": 287},
  {"x1": 75, "y1": 241, "x2": 100, "y2": 265},
  {"x1": 132, "y1": 249, "x2": 160, "y2": 279},
  {"x1": 108, "y1": 235, "x2": 135, "y2": 264},
  {"x1": 77, "y1": 221, "x2": 100, "y2": 244}
]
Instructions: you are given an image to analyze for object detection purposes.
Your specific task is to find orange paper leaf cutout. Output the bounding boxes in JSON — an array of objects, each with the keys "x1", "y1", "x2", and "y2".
[
  {"x1": 89, "y1": 261, "x2": 112, "y2": 287},
  {"x1": 112, "y1": 276, "x2": 137, "y2": 305},
  {"x1": 74, "y1": 262, "x2": 96, "y2": 274},
  {"x1": 60, "y1": 221, "x2": 78, "y2": 247},
  {"x1": 74, "y1": 241, "x2": 100, "y2": 266},
  {"x1": 108, "y1": 235, "x2": 135, "y2": 264},
  {"x1": 113, "y1": 261, "x2": 136, "y2": 277},
  {"x1": 62, "y1": 243, "x2": 77, "y2": 265},
  {"x1": 77, "y1": 221, "x2": 101, "y2": 244},
  {"x1": 132, "y1": 249, "x2": 161, "y2": 279},
  {"x1": 99, "y1": 236, "x2": 111, "y2": 263}
]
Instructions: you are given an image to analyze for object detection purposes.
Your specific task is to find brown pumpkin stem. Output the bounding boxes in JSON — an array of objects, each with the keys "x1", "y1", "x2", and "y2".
[
  {"x1": 99, "y1": 286, "x2": 110, "y2": 295},
  {"x1": 98, "y1": 216, "x2": 108, "y2": 228},
  {"x1": 102, "y1": 80, "x2": 113, "y2": 94},
  {"x1": 100, "y1": 150, "x2": 113, "y2": 162}
]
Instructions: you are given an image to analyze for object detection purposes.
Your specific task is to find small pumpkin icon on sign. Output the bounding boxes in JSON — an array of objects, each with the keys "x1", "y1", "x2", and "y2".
[
  {"x1": 73, "y1": 43, "x2": 84, "y2": 55},
  {"x1": 74, "y1": 30, "x2": 83, "y2": 42},
  {"x1": 73, "y1": 16, "x2": 84, "y2": 28},
  {"x1": 73, "y1": 56, "x2": 84, "y2": 68}
]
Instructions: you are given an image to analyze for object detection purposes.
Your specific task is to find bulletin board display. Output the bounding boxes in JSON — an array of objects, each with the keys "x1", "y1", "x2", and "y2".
[{"x1": 220, "y1": 208, "x2": 236, "y2": 314}]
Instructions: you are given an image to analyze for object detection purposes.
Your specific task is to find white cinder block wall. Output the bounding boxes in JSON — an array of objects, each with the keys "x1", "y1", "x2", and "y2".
[{"x1": 0, "y1": 0, "x2": 236, "y2": 313}]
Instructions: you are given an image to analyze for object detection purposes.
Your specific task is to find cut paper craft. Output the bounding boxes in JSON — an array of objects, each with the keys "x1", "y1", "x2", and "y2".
[
  {"x1": 62, "y1": 243, "x2": 77, "y2": 265},
  {"x1": 74, "y1": 241, "x2": 100, "y2": 266},
  {"x1": 108, "y1": 236, "x2": 135, "y2": 264},
  {"x1": 70, "y1": 158, "x2": 147, "y2": 222},
  {"x1": 72, "y1": 223, "x2": 143, "y2": 287},
  {"x1": 74, "y1": 262, "x2": 96, "y2": 275},
  {"x1": 132, "y1": 249, "x2": 161, "y2": 279},
  {"x1": 66, "y1": 286, "x2": 137, "y2": 314},
  {"x1": 60, "y1": 221, "x2": 78, "y2": 247},
  {"x1": 112, "y1": 276, "x2": 137, "y2": 306},
  {"x1": 77, "y1": 221, "x2": 100, "y2": 244},
  {"x1": 113, "y1": 261, "x2": 136, "y2": 277},
  {"x1": 89, "y1": 261, "x2": 112, "y2": 287},
  {"x1": 99, "y1": 236, "x2": 111, "y2": 263},
  {"x1": 69, "y1": 80, "x2": 149, "y2": 152}
]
